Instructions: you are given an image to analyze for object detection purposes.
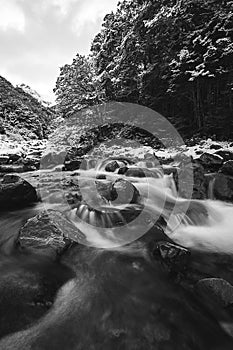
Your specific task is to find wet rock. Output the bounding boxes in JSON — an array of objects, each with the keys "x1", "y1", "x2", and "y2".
[
  {"x1": 213, "y1": 173, "x2": 233, "y2": 202},
  {"x1": 105, "y1": 160, "x2": 120, "y2": 172},
  {"x1": 41, "y1": 151, "x2": 67, "y2": 169},
  {"x1": 0, "y1": 164, "x2": 26, "y2": 173},
  {"x1": 125, "y1": 167, "x2": 159, "y2": 178},
  {"x1": 152, "y1": 241, "x2": 191, "y2": 272},
  {"x1": 0, "y1": 156, "x2": 9, "y2": 164},
  {"x1": 18, "y1": 210, "x2": 82, "y2": 258},
  {"x1": 96, "y1": 178, "x2": 140, "y2": 205},
  {"x1": 0, "y1": 174, "x2": 38, "y2": 209},
  {"x1": 64, "y1": 159, "x2": 82, "y2": 171},
  {"x1": 220, "y1": 160, "x2": 233, "y2": 176},
  {"x1": 215, "y1": 150, "x2": 233, "y2": 162},
  {"x1": 111, "y1": 179, "x2": 141, "y2": 205},
  {"x1": 196, "y1": 278, "x2": 233, "y2": 307},
  {"x1": 8, "y1": 153, "x2": 21, "y2": 163},
  {"x1": 174, "y1": 160, "x2": 207, "y2": 199},
  {"x1": 199, "y1": 152, "x2": 223, "y2": 171},
  {"x1": 209, "y1": 144, "x2": 222, "y2": 150}
]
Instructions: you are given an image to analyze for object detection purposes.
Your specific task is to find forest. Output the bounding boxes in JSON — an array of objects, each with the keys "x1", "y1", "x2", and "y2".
[{"x1": 54, "y1": 0, "x2": 233, "y2": 139}]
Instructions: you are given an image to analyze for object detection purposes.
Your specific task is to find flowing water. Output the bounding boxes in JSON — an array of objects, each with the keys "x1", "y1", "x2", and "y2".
[{"x1": 1, "y1": 165, "x2": 233, "y2": 349}]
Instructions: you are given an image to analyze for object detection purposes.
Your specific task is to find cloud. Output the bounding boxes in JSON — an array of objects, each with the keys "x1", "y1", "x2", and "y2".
[
  {"x1": 0, "y1": 0, "x2": 25, "y2": 32},
  {"x1": 72, "y1": 0, "x2": 119, "y2": 33},
  {"x1": 0, "y1": 0, "x2": 119, "y2": 102}
]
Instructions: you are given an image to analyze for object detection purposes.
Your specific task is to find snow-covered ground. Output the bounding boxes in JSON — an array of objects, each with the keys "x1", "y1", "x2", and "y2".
[{"x1": 0, "y1": 135, "x2": 232, "y2": 165}]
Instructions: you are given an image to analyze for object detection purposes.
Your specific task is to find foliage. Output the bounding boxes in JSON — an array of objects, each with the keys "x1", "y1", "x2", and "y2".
[
  {"x1": 0, "y1": 76, "x2": 54, "y2": 139},
  {"x1": 55, "y1": 0, "x2": 233, "y2": 139}
]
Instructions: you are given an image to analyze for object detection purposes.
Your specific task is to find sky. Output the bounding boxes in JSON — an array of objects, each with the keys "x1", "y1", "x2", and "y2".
[{"x1": 0, "y1": 0, "x2": 120, "y2": 103}]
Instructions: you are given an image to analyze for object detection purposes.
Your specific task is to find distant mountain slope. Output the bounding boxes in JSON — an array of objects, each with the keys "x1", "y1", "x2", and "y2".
[
  {"x1": 17, "y1": 83, "x2": 52, "y2": 108},
  {"x1": 0, "y1": 76, "x2": 55, "y2": 139}
]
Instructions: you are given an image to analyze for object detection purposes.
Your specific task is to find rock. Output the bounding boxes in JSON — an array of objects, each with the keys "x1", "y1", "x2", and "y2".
[
  {"x1": 105, "y1": 160, "x2": 120, "y2": 172},
  {"x1": 111, "y1": 179, "x2": 141, "y2": 205},
  {"x1": 0, "y1": 156, "x2": 9, "y2": 164},
  {"x1": 209, "y1": 144, "x2": 222, "y2": 150},
  {"x1": 196, "y1": 278, "x2": 233, "y2": 307},
  {"x1": 220, "y1": 160, "x2": 233, "y2": 176},
  {"x1": 0, "y1": 174, "x2": 38, "y2": 209},
  {"x1": 125, "y1": 167, "x2": 159, "y2": 178},
  {"x1": 64, "y1": 159, "x2": 82, "y2": 171},
  {"x1": 215, "y1": 150, "x2": 233, "y2": 162},
  {"x1": 18, "y1": 210, "x2": 83, "y2": 258},
  {"x1": 213, "y1": 173, "x2": 233, "y2": 202},
  {"x1": 199, "y1": 152, "x2": 223, "y2": 171},
  {"x1": 0, "y1": 164, "x2": 26, "y2": 173},
  {"x1": 41, "y1": 151, "x2": 67, "y2": 169},
  {"x1": 152, "y1": 241, "x2": 191, "y2": 272},
  {"x1": 9, "y1": 153, "x2": 22, "y2": 163},
  {"x1": 174, "y1": 160, "x2": 207, "y2": 199}
]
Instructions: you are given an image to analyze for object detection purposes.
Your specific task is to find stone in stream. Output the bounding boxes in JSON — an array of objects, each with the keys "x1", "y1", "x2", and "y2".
[
  {"x1": 209, "y1": 144, "x2": 222, "y2": 150},
  {"x1": 213, "y1": 173, "x2": 233, "y2": 202},
  {"x1": 0, "y1": 156, "x2": 9, "y2": 164},
  {"x1": 219, "y1": 160, "x2": 233, "y2": 176},
  {"x1": 124, "y1": 167, "x2": 160, "y2": 178},
  {"x1": 196, "y1": 278, "x2": 233, "y2": 307},
  {"x1": 105, "y1": 160, "x2": 120, "y2": 172},
  {"x1": 215, "y1": 150, "x2": 233, "y2": 162},
  {"x1": 174, "y1": 159, "x2": 207, "y2": 199},
  {"x1": 152, "y1": 241, "x2": 191, "y2": 273},
  {"x1": 18, "y1": 210, "x2": 84, "y2": 259},
  {"x1": 199, "y1": 152, "x2": 223, "y2": 172},
  {"x1": 0, "y1": 174, "x2": 38, "y2": 210}
]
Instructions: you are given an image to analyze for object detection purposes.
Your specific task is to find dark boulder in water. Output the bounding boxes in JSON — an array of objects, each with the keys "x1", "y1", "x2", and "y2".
[
  {"x1": 18, "y1": 210, "x2": 81, "y2": 259},
  {"x1": 124, "y1": 167, "x2": 159, "y2": 178},
  {"x1": 213, "y1": 173, "x2": 233, "y2": 202},
  {"x1": 196, "y1": 278, "x2": 233, "y2": 307},
  {"x1": 215, "y1": 150, "x2": 233, "y2": 162},
  {"x1": 105, "y1": 160, "x2": 120, "y2": 172},
  {"x1": 111, "y1": 179, "x2": 141, "y2": 205},
  {"x1": 0, "y1": 174, "x2": 38, "y2": 210},
  {"x1": 220, "y1": 160, "x2": 233, "y2": 176},
  {"x1": 152, "y1": 241, "x2": 191, "y2": 273},
  {"x1": 199, "y1": 152, "x2": 223, "y2": 172}
]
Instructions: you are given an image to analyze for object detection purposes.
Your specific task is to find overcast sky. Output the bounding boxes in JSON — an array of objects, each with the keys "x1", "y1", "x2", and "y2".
[{"x1": 0, "y1": 0, "x2": 119, "y2": 102}]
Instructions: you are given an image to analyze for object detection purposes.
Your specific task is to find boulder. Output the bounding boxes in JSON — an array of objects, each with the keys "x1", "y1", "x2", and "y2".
[
  {"x1": 64, "y1": 159, "x2": 82, "y2": 171},
  {"x1": 196, "y1": 278, "x2": 233, "y2": 307},
  {"x1": 0, "y1": 164, "x2": 26, "y2": 173},
  {"x1": 199, "y1": 152, "x2": 223, "y2": 171},
  {"x1": 0, "y1": 156, "x2": 9, "y2": 164},
  {"x1": 124, "y1": 167, "x2": 159, "y2": 178},
  {"x1": 105, "y1": 160, "x2": 120, "y2": 172},
  {"x1": 0, "y1": 174, "x2": 38, "y2": 209},
  {"x1": 111, "y1": 179, "x2": 141, "y2": 205},
  {"x1": 152, "y1": 241, "x2": 191, "y2": 272},
  {"x1": 209, "y1": 144, "x2": 222, "y2": 150},
  {"x1": 219, "y1": 160, "x2": 233, "y2": 176},
  {"x1": 174, "y1": 160, "x2": 207, "y2": 199},
  {"x1": 18, "y1": 210, "x2": 83, "y2": 258},
  {"x1": 213, "y1": 173, "x2": 233, "y2": 202},
  {"x1": 215, "y1": 150, "x2": 233, "y2": 162}
]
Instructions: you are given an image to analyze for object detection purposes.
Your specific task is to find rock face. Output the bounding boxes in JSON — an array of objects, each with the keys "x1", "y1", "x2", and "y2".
[
  {"x1": 0, "y1": 174, "x2": 38, "y2": 209},
  {"x1": 18, "y1": 210, "x2": 82, "y2": 258}
]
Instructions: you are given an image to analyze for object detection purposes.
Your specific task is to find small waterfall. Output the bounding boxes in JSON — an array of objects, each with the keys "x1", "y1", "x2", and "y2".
[{"x1": 66, "y1": 167, "x2": 233, "y2": 254}]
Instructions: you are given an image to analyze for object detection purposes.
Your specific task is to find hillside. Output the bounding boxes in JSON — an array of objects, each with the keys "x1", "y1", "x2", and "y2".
[{"x1": 0, "y1": 76, "x2": 55, "y2": 140}]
